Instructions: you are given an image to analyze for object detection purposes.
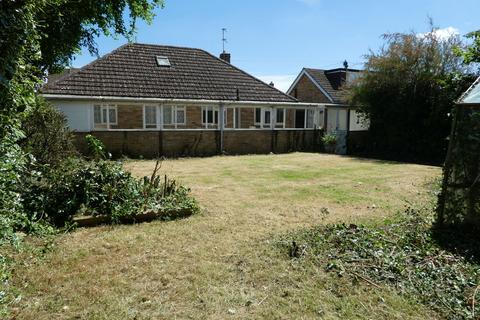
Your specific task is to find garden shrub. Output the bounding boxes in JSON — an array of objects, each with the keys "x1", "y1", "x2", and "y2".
[
  {"x1": 22, "y1": 158, "x2": 199, "y2": 226},
  {"x1": 19, "y1": 98, "x2": 76, "y2": 166},
  {"x1": 85, "y1": 134, "x2": 109, "y2": 160}
]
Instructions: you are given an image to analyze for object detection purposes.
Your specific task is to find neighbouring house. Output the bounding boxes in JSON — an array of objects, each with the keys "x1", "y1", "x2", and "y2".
[
  {"x1": 286, "y1": 66, "x2": 369, "y2": 154},
  {"x1": 42, "y1": 43, "x2": 326, "y2": 157},
  {"x1": 459, "y1": 76, "x2": 480, "y2": 107}
]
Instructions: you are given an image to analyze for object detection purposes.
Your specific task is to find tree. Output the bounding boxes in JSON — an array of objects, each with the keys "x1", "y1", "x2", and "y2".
[
  {"x1": 455, "y1": 30, "x2": 480, "y2": 65},
  {"x1": 20, "y1": 98, "x2": 77, "y2": 166},
  {"x1": 349, "y1": 27, "x2": 475, "y2": 163},
  {"x1": 0, "y1": 0, "x2": 163, "y2": 241}
]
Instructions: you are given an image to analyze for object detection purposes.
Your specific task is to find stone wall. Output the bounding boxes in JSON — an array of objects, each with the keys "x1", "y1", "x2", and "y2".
[{"x1": 74, "y1": 129, "x2": 323, "y2": 158}]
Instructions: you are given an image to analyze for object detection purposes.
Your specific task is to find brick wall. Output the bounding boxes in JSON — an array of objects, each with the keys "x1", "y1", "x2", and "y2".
[
  {"x1": 74, "y1": 129, "x2": 323, "y2": 158},
  {"x1": 114, "y1": 105, "x2": 143, "y2": 129},
  {"x1": 292, "y1": 74, "x2": 331, "y2": 103}
]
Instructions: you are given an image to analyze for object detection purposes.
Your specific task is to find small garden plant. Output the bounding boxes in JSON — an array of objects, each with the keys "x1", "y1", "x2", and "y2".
[{"x1": 322, "y1": 133, "x2": 337, "y2": 153}]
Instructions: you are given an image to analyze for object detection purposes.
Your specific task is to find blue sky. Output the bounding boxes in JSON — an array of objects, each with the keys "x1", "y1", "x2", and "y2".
[{"x1": 73, "y1": 0, "x2": 480, "y2": 91}]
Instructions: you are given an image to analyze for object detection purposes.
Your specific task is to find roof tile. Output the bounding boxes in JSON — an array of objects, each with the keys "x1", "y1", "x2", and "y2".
[{"x1": 43, "y1": 43, "x2": 296, "y2": 103}]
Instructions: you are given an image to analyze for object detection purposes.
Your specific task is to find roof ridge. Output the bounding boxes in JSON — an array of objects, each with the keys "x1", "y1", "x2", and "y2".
[
  {"x1": 130, "y1": 42, "x2": 207, "y2": 51},
  {"x1": 197, "y1": 48, "x2": 297, "y2": 102}
]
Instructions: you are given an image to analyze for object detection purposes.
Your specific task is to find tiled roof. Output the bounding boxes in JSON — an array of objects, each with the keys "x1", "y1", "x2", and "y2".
[
  {"x1": 42, "y1": 43, "x2": 296, "y2": 103},
  {"x1": 304, "y1": 68, "x2": 358, "y2": 104}
]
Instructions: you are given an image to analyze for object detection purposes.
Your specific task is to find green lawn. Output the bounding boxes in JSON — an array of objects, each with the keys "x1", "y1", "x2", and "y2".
[{"x1": 10, "y1": 153, "x2": 440, "y2": 319}]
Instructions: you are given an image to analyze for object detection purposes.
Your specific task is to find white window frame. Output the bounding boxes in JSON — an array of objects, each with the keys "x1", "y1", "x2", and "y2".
[
  {"x1": 162, "y1": 105, "x2": 186, "y2": 127},
  {"x1": 93, "y1": 104, "x2": 117, "y2": 127},
  {"x1": 143, "y1": 104, "x2": 158, "y2": 129},
  {"x1": 175, "y1": 106, "x2": 186, "y2": 126},
  {"x1": 276, "y1": 108, "x2": 285, "y2": 127},
  {"x1": 254, "y1": 107, "x2": 276, "y2": 128},
  {"x1": 202, "y1": 106, "x2": 227, "y2": 128}
]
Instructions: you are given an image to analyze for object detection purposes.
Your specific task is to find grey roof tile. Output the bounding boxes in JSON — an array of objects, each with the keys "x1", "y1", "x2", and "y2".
[
  {"x1": 43, "y1": 43, "x2": 296, "y2": 103},
  {"x1": 304, "y1": 68, "x2": 355, "y2": 104}
]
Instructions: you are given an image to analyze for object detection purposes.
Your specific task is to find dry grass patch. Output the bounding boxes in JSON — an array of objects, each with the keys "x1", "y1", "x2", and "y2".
[{"x1": 10, "y1": 153, "x2": 440, "y2": 319}]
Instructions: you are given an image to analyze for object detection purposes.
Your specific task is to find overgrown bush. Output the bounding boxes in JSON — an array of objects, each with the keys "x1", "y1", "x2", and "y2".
[
  {"x1": 280, "y1": 209, "x2": 480, "y2": 319},
  {"x1": 437, "y1": 106, "x2": 480, "y2": 227},
  {"x1": 349, "y1": 25, "x2": 475, "y2": 163},
  {"x1": 19, "y1": 98, "x2": 76, "y2": 166},
  {"x1": 22, "y1": 158, "x2": 199, "y2": 226}
]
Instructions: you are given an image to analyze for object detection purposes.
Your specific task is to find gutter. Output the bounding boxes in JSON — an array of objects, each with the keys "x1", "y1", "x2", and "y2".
[{"x1": 40, "y1": 94, "x2": 323, "y2": 108}]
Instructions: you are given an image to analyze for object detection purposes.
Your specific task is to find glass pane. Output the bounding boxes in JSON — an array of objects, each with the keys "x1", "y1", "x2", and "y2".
[
  {"x1": 102, "y1": 108, "x2": 107, "y2": 123},
  {"x1": 176, "y1": 108, "x2": 185, "y2": 124},
  {"x1": 264, "y1": 110, "x2": 271, "y2": 124},
  {"x1": 255, "y1": 108, "x2": 261, "y2": 123},
  {"x1": 145, "y1": 106, "x2": 156, "y2": 125},
  {"x1": 276, "y1": 109, "x2": 284, "y2": 123},
  {"x1": 163, "y1": 106, "x2": 172, "y2": 124},
  {"x1": 306, "y1": 109, "x2": 314, "y2": 128},
  {"x1": 109, "y1": 107, "x2": 117, "y2": 124},
  {"x1": 207, "y1": 110, "x2": 213, "y2": 123},
  {"x1": 94, "y1": 105, "x2": 101, "y2": 124},
  {"x1": 214, "y1": 110, "x2": 218, "y2": 124}
]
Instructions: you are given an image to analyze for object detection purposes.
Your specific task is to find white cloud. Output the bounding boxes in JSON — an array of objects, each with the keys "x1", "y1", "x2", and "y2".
[
  {"x1": 418, "y1": 26, "x2": 460, "y2": 41},
  {"x1": 296, "y1": 0, "x2": 321, "y2": 6},
  {"x1": 256, "y1": 74, "x2": 297, "y2": 93}
]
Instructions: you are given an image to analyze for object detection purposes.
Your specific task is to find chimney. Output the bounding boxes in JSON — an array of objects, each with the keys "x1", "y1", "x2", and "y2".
[{"x1": 220, "y1": 52, "x2": 231, "y2": 63}]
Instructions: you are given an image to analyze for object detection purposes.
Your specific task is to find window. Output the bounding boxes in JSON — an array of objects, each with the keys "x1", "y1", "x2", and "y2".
[
  {"x1": 156, "y1": 56, "x2": 171, "y2": 67},
  {"x1": 254, "y1": 107, "x2": 278, "y2": 127},
  {"x1": 144, "y1": 105, "x2": 157, "y2": 128},
  {"x1": 306, "y1": 109, "x2": 315, "y2": 128},
  {"x1": 264, "y1": 110, "x2": 271, "y2": 124},
  {"x1": 203, "y1": 106, "x2": 227, "y2": 126},
  {"x1": 276, "y1": 108, "x2": 285, "y2": 125},
  {"x1": 163, "y1": 106, "x2": 172, "y2": 124},
  {"x1": 176, "y1": 107, "x2": 185, "y2": 124},
  {"x1": 93, "y1": 104, "x2": 117, "y2": 126},
  {"x1": 255, "y1": 108, "x2": 261, "y2": 124},
  {"x1": 109, "y1": 108, "x2": 117, "y2": 124},
  {"x1": 94, "y1": 106, "x2": 102, "y2": 124},
  {"x1": 163, "y1": 106, "x2": 185, "y2": 125}
]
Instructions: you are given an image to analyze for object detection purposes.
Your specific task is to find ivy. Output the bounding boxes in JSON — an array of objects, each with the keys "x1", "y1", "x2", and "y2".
[{"x1": 280, "y1": 209, "x2": 480, "y2": 319}]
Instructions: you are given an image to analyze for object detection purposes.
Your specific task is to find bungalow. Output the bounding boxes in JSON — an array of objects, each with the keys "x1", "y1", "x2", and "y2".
[
  {"x1": 286, "y1": 65, "x2": 368, "y2": 154},
  {"x1": 42, "y1": 43, "x2": 325, "y2": 157}
]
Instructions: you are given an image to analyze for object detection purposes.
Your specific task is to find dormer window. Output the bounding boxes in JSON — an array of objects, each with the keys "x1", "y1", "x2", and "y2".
[{"x1": 156, "y1": 56, "x2": 171, "y2": 67}]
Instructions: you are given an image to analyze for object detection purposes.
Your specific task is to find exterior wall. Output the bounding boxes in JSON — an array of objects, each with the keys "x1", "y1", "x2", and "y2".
[
  {"x1": 114, "y1": 105, "x2": 143, "y2": 129},
  {"x1": 51, "y1": 100, "x2": 92, "y2": 132},
  {"x1": 349, "y1": 110, "x2": 369, "y2": 131},
  {"x1": 291, "y1": 74, "x2": 331, "y2": 103},
  {"x1": 326, "y1": 108, "x2": 348, "y2": 132},
  {"x1": 326, "y1": 108, "x2": 369, "y2": 133},
  {"x1": 50, "y1": 100, "x2": 303, "y2": 131},
  {"x1": 74, "y1": 129, "x2": 323, "y2": 158},
  {"x1": 240, "y1": 108, "x2": 255, "y2": 128}
]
